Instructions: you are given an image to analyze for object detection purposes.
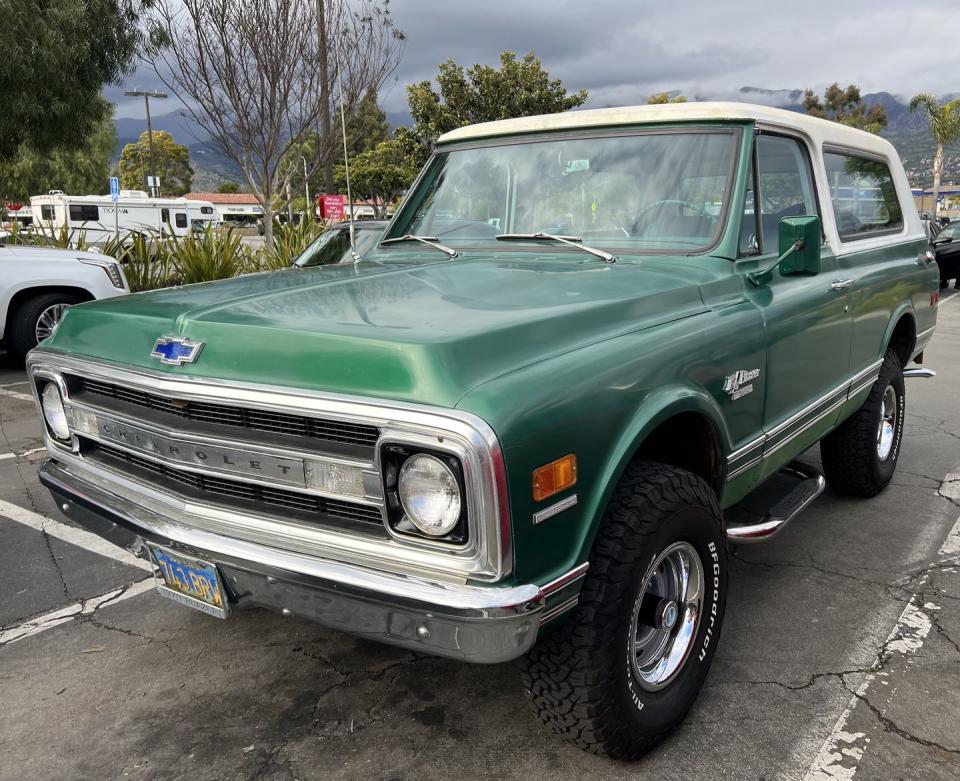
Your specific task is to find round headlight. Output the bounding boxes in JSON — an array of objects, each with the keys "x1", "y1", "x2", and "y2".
[
  {"x1": 397, "y1": 454, "x2": 462, "y2": 536},
  {"x1": 41, "y1": 382, "x2": 70, "y2": 441}
]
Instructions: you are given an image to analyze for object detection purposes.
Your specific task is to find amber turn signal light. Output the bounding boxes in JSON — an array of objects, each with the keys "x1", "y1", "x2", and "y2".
[{"x1": 533, "y1": 454, "x2": 577, "y2": 502}]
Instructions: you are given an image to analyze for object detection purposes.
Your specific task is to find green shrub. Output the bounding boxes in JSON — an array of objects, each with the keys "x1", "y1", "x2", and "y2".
[
  {"x1": 3, "y1": 221, "x2": 91, "y2": 249},
  {"x1": 167, "y1": 225, "x2": 253, "y2": 284},
  {"x1": 101, "y1": 232, "x2": 174, "y2": 293},
  {"x1": 258, "y1": 219, "x2": 324, "y2": 270}
]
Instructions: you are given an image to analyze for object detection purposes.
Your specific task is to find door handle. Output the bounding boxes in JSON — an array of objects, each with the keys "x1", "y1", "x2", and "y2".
[{"x1": 830, "y1": 278, "x2": 856, "y2": 290}]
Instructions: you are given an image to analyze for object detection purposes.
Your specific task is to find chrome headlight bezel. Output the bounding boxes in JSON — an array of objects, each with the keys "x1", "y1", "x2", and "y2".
[{"x1": 384, "y1": 446, "x2": 467, "y2": 543}]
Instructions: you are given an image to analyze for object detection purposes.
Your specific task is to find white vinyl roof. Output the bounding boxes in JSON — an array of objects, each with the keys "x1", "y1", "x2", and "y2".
[{"x1": 437, "y1": 101, "x2": 897, "y2": 158}]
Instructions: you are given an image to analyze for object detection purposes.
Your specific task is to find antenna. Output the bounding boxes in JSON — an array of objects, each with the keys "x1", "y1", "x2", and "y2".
[{"x1": 334, "y1": 46, "x2": 358, "y2": 261}]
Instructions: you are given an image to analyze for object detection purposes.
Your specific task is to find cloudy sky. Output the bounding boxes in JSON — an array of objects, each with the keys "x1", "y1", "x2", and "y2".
[{"x1": 111, "y1": 0, "x2": 960, "y2": 120}]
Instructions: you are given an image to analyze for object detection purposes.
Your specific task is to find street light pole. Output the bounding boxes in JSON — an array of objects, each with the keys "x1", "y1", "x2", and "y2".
[{"x1": 124, "y1": 90, "x2": 168, "y2": 197}]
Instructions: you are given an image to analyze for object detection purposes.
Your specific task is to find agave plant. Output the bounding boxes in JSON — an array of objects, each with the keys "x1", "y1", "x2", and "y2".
[
  {"x1": 166, "y1": 225, "x2": 254, "y2": 284},
  {"x1": 3, "y1": 221, "x2": 90, "y2": 249},
  {"x1": 258, "y1": 218, "x2": 325, "y2": 271},
  {"x1": 101, "y1": 232, "x2": 174, "y2": 293}
]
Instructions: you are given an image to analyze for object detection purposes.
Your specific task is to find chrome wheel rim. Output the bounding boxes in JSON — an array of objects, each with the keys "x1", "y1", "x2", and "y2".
[
  {"x1": 629, "y1": 541, "x2": 704, "y2": 692},
  {"x1": 34, "y1": 303, "x2": 70, "y2": 343},
  {"x1": 877, "y1": 385, "x2": 897, "y2": 461}
]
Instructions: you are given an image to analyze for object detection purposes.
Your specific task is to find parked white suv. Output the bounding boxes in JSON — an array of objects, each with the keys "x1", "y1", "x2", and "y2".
[{"x1": 0, "y1": 244, "x2": 129, "y2": 358}]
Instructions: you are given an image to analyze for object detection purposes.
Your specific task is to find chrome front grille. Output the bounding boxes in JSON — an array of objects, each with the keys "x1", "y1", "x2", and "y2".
[
  {"x1": 93, "y1": 441, "x2": 384, "y2": 528},
  {"x1": 75, "y1": 377, "x2": 380, "y2": 449}
]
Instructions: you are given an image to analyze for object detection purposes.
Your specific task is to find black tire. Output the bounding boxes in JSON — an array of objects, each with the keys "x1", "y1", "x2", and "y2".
[
  {"x1": 521, "y1": 462, "x2": 727, "y2": 760},
  {"x1": 821, "y1": 349, "x2": 905, "y2": 497},
  {"x1": 7, "y1": 292, "x2": 82, "y2": 358}
]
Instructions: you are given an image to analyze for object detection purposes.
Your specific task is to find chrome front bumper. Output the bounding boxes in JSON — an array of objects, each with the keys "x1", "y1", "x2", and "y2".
[{"x1": 40, "y1": 459, "x2": 585, "y2": 664}]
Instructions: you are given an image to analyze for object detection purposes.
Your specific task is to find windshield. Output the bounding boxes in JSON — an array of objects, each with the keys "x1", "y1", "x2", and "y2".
[
  {"x1": 390, "y1": 130, "x2": 738, "y2": 254},
  {"x1": 294, "y1": 225, "x2": 383, "y2": 267}
]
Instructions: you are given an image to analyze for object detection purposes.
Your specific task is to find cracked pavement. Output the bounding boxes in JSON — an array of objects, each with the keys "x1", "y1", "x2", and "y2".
[{"x1": 1, "y1": 294, "x2": 959, "y2": 780}]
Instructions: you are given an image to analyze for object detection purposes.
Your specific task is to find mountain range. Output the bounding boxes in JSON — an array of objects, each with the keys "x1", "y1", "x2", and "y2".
[{"x1": 113, "y1": 89, "x2": 960, "y2": 191}]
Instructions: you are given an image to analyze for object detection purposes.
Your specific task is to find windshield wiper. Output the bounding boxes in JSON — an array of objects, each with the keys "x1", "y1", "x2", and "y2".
[
  {"x1": 380, "y1": 234, "x2": 459, "y2": 258},
  {"x1": 496, "y1": 232, "x2": 617, "y2": 263}
]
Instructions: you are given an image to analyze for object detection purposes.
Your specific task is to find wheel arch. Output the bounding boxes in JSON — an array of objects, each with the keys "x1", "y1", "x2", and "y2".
[
  {"x1": 2, "y1": 285, "x2": 94, "y2": 341},
  {"x1": 574, "y1": 386, "x2": 730, "y2": 563},
  {"x1": 883, "y1": 306, "x2": 917, "y2": 367}
]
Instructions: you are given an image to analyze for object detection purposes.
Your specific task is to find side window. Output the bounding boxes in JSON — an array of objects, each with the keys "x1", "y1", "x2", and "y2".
[
  {"x1": 756, "y1": 135, "x2": 818, "y2": 252},
  {"x1": 161, "y1": 208, "x2": 170, "y2": 223},
  {"x1": 824, "y1": 151, "x2": 903, "y2": 240},
  {"x1": 175, "y1": 213, "x2": 187, "y2": 228},
  {"x1": 40, "y1": 205, "x2": 54, "y2": 221},
  {"x1": 68, "y1": 204, "x2": 99, "y2": 222}
]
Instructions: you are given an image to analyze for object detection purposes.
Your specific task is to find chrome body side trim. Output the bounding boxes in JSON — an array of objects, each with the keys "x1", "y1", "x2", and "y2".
[
  {"x1": 27, "y1": 349, "x2": 512, "y2": 581},
  {"x1": 533, "y1": 494, "x2": 578, "y2": 525},
  {"x1": 40, "y1": 459, "x2": 570, "y2": 664},
  {"x1": 725, "y1": 359, "x2": 883, "y2": 482}
]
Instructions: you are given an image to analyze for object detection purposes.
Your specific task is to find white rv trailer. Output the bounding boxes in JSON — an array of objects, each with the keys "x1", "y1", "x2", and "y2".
[{"x1": 29, "y1": 190, "x2": 218, "y2": 244}]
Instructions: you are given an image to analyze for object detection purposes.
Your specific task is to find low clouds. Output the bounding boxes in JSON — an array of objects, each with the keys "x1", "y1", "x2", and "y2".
[
  {"x1": 384, "y1": 0, "x2": 960, "y2": 111},
  {"x1": 113, "y1": 0, "x2": 960, "y2": 121}
]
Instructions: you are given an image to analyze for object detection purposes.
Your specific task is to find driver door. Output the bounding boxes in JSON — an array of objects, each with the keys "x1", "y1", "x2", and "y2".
[{"x1": 740, "y1": 132, "x2": 853, "y2": 481}]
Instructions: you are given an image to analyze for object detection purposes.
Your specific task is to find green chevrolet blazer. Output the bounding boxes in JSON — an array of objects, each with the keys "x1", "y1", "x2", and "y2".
[{"x1": 28, "y1": 103, "x2": 938, "y2": 759}]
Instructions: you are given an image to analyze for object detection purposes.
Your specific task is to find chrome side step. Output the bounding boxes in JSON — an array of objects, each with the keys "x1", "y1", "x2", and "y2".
[
  {"x1": 903, "y1": 367, "x2": 936, "y2": 379},
  {"x1": 725, "y1": 461, "x2": 826, "y2": 544}
]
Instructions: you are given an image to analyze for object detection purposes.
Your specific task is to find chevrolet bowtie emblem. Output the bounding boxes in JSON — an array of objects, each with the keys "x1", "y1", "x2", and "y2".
[{"x1": 151, "y1": 336, "x2": 204, "y2": 366}]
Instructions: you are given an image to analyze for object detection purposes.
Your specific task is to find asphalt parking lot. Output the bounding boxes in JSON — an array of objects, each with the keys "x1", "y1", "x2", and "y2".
[{"x1": 2, "y1": 296, "x2": 960, "y2": 781}]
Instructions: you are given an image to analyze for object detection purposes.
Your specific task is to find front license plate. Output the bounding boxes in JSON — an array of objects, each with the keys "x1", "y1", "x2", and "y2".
[{"x1": 149, "y1": 545, "x2": 229, "y2": 619}]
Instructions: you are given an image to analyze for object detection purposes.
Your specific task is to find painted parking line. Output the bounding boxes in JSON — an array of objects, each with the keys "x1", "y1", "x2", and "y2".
[
  {"x1": 0, "y1": 380, "x2": 29, "y2": 388},
  {"x1": 0, "y1": 580, "x2": 153, "y2": 646},
  {"x1": 0, "y1": 387, "x2": 34, "y2": 403},
  {"x1": 804, "y1": 511, "x2": 960, "y2": 780},
  {"x1": 0, "y1": 498, "x2": 151, "y2": 572},
  {"x1": 0, "y1": 447, "x2": 48, "y2": 462}
]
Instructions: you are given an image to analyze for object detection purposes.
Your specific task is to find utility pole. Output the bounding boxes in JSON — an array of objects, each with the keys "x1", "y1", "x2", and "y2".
[
  {"x1": 301, "y1": 155, "x2": 311, "y2": 219},
  {"x1": 124, "y1": 90, "x2": 168, "y2": 197}
]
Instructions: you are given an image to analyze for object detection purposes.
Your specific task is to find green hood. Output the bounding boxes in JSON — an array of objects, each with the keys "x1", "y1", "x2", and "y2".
[{"x1": 44, "y1": 254, "x2": 721, "y2": 407}]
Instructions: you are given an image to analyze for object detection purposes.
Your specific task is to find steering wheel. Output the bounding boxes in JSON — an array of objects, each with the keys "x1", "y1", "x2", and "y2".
[{"x1": 636, "y1": 199, "x2": 716, "y2": 221}]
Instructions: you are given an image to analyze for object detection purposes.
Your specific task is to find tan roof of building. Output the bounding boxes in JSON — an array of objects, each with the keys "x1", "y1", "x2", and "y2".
[{"x1": 184, "y1": 192, "x2": 260, "y2": 205}]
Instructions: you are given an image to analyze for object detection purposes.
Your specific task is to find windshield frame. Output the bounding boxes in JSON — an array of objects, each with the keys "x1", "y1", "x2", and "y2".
[{"x1": 383, "y1": 124, "x2": 744, "y2": 257}]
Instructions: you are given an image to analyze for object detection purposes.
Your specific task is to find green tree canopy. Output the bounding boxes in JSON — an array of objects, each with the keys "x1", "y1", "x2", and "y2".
[
  {"x1": 342, "y1": 89, "x2": 391, "y2": 161},
  {"x1": 0, "y1": 0, "x2": 149, "y2": 161},
  {"x1": 216, "y1": 181, "x2": 241, "y2": 193},
  {"x1": 334, "y1": 138, "x2": 418, "y2": 218},
  {"x1": 405, "y1": 51, "x2": 588, "y2": 165},
  {"x1": 118, "y1": 130, "x2": 193, "y2": 196},
  {"x1": 647, "y1": 92, "x2": 687, "y2": 104},
  {"x1": 803, "y1": 83, "x2": 887, "y2": 134},
  {"x1": 0, "y1": 104, "x2": 117, "y2": 201}
]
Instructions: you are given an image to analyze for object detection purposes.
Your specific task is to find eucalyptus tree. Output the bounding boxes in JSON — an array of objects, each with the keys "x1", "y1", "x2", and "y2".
[{"x1": 909, "y1": 93, "x2": 960, "y2": 215}]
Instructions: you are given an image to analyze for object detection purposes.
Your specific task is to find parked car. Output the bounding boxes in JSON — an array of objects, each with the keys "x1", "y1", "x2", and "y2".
[
  {"x1": 27, "y1": 103, "x2": 937, "y2": 760},
  {"x1": 1, "y1": 243, "x2": 129, "y2": 358},
  {"x1": 930, "y1": 220, "x2": 960, "y2": 288},
  {"x1": 292, "y1": 220, "x2": 388, "y2": 267}
]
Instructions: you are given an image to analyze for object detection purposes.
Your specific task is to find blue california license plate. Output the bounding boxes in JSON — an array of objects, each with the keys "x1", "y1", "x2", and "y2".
[{"x1": 149, "y1": 545, "x2": 228, "y2": 619}]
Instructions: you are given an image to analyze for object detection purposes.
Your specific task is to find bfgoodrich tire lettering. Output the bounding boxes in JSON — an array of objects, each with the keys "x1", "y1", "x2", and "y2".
[
  {"x1": 821, "y1": 349, "x2": 905, "y2": 497},
  {"x1": 521, "y1": 461, "x2": 727, "y2": 760}
]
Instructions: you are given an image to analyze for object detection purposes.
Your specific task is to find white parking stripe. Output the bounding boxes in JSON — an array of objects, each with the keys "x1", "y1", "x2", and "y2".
[
  {"x1": 804, "y1": 513, "x2": 960, "y2": 780},
  {"x1": 0, "y1": 499, "x2": 152, "y2": 572},
  {"x1": 0, "y1": 448, "x2": 49, "y2": 462},
  {"x1": 0, "y1": 580, "x2": 153, "y2": 646},
  {"x1": 0, "y1": 380, "x2": 29, "y2": 388},
  {"x1": 0, "y1": 387, "x2": 34, "y2": 402}
]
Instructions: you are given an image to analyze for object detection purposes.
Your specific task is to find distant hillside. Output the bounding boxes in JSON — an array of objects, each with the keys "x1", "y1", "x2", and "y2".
[{"x1": 115, "y1": 90, "x2": 960, "y2": 190}]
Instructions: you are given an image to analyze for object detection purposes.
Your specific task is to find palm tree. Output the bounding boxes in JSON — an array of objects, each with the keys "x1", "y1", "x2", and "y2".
[{"x1": 909, "y1": 93, "x2": 960, "y2": 216}]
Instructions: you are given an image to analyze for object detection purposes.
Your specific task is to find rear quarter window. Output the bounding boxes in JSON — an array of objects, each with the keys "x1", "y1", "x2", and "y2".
[{"x1": 824, "y1": 151, "x2": 903, "y2": 241}]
